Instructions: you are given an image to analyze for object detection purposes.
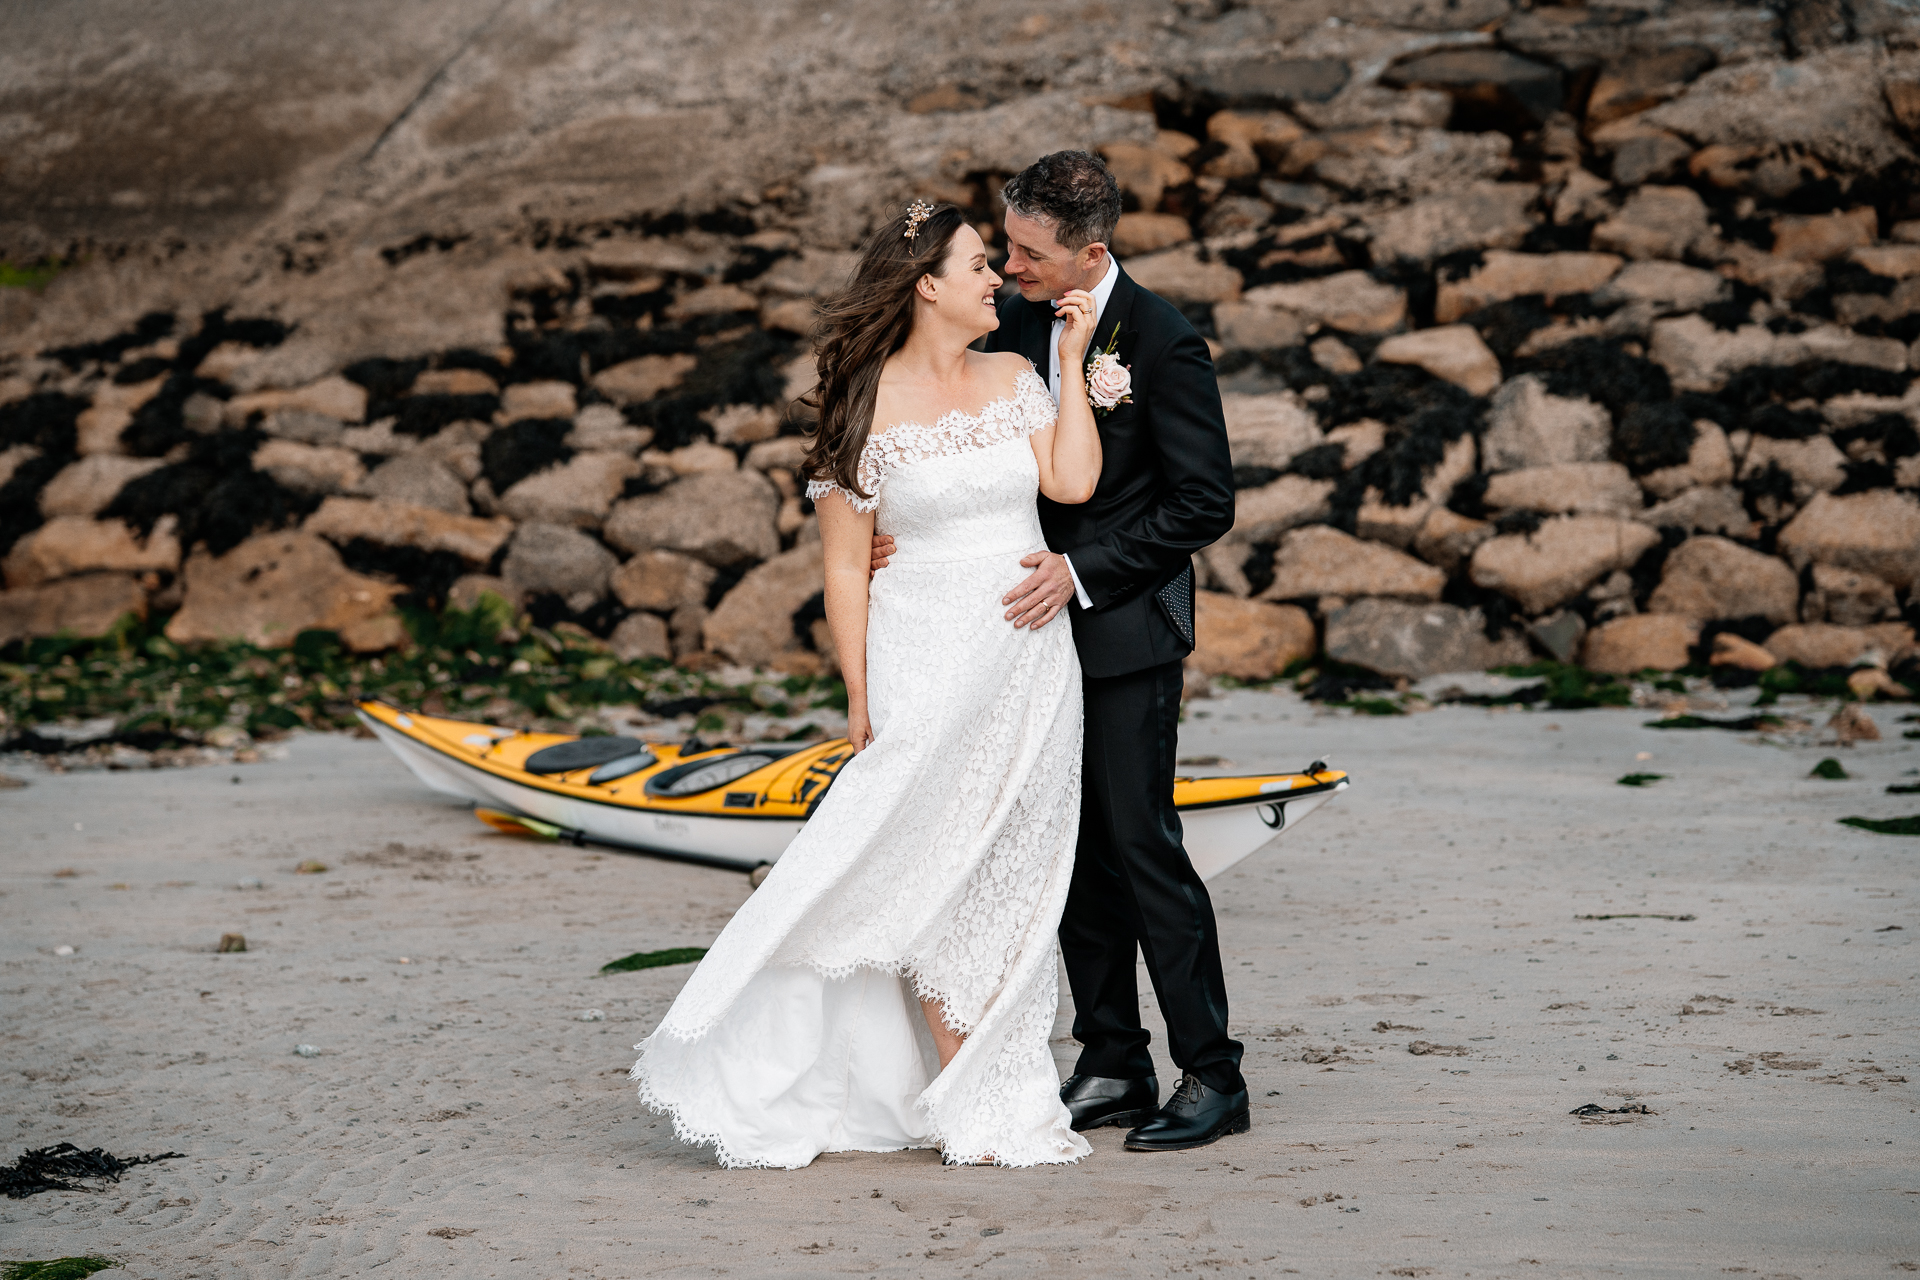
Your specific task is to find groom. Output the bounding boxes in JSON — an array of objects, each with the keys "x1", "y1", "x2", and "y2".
[{"x1": 873, "y1": 151, "x2": 1244, "y2": 1151}]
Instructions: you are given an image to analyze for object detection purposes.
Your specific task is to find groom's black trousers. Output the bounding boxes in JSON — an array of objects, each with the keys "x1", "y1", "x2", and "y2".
[{"x1": 1060, "y1": 658, "x2": 1245, "y2": 1094}]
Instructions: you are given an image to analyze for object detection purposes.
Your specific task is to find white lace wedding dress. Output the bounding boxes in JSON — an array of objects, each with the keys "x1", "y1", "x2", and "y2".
[{"x1": 631, "y1": 366, "x2": 1090, "y2": 1169}]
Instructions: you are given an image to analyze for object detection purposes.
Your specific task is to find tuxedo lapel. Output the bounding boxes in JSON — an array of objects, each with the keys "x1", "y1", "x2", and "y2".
[
  {"x1": 1102, "y1": 264, "x2": 1140, "y2": 370},
  {"x1": 1016, "y1": 294, "x2": 1051, "y2": 373}
]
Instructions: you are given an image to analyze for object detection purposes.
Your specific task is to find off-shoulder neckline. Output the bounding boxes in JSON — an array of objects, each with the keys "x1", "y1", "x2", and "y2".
[{"x1": 867, "y1": 365, "x2": 1045, "y2": 444}]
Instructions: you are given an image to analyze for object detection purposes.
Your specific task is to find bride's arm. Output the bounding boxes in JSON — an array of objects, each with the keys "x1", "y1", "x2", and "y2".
[
  {"x1": 816, "y1": 491, "x2": 877, "y2": 752},
  {"x1": 1032, "y1": 289, "x2": 1101, "y2": 505}
]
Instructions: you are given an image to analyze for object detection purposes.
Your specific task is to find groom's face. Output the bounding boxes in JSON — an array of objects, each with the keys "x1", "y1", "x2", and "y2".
[{"x1": 1002, "y1": 209, "x2": 1106, "y2": 303}]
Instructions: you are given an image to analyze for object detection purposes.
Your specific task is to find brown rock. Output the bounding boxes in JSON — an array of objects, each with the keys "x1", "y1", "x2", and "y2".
[
  {"x1": 745, "y1": 438, "x2": 808, "y2": 473},
  {"x1": 758, "y1": 251, "x2": 861, "y2": 298},
  {"x1": 1581, "y1": 613, "x2": 1699, "y2": 675},
  {"x1": 1587, "y1": 48, "x2": 1717, "y2": 124},
  {"x1": 75, "y1": 376, "x2": 166, "y2": 455},
  {"x1": 166, "y1": 532, "x2": 400, "y2": 647},
  {"x1": 1711, "y1": 632, "x2": 1776, "y2": 671},
  {"x1": 4, "y1": 516, "x2": 181, "y2": 588},
  {"x1": 497, "y1": 451, "x2": 643, "y2": 528},
  {"x1": 1222, "y1": 392, "x2": 1323, "y2": 469},
  {"x1": 1242, "y1": 271, "x2": 1407, "y2": 334},
  {"x1": 501, "y1": 380, "x2": 578, "y2": 421},
  {"x1": 1230, "y1": 476, "x2": 1335, "y2": 544},
  {"x1": 1608, "y1": 131, "x2": 1693, "y2": 187},
  {"x1": 1647, "y1": 535, "x2": 1799, "y2": 624},
  {"x1": 704, "y1": 404, "x2": 782, "y2": 445},
  {"x1": 669, "y1": 284, "x2": 759, "y2": 321},
  {"x1": 1098, "y1": 141, "x2": 1192, "y2": 210},
  {"x1": 0, "y1": 444, "x2": 37, "y2": 489},
  {"x1": 1368, "y1": 183, "x2": 1538, "y2": 263},
  {"x1": 1470, "y1": 516, "x2": 1662, "y2": 614},
  {"x1": 1122, "y1": 245, "x2": 1242, "y2": 304},
  {"x1": 1310, "y1": 337, "x2": 1364, "y2": 375},
  {"x1": 1412, "y1": 507, "x2": 1493, "y2": 574},
  {"x1": 1640, "y1": 484, "x2": 1749, "y2": 537},
  {"x1": 1422, "y1": 435, "x2": 1478, "y2": 506},
  {"x1": 1482, "y1": 462, "x2": 1642, "y2": 517},
  {"x1": 1640, "y1": 423, "x2": 1734, "y2": 499},
  {"x1": 644, "y1": 442, "x2": 739, "y2": 477},
  {"x1": 592, "y1": 353, "x2": 700, "y2": 405},
  {"x1": 304, "y1": 497, "x2": 513, "y2": 565},
  {"x1": 1211, "y1": 302, "x2": 1305, "y2": 352},
  {"x1": 223, "y1": 375, "x2": 367, "y2": 427},
  {"x1": 608, "y1": 612, "x2": 672, "y2": 663},
  {"x1": 1769, "y1": 207, "x2": 1876, "y2": 263},
  {"x1": 1828, "y1": 702, "x2": 1881, "y2": 744},
  {"x1": 340, "y1": 613, "x2": 409, "y2": 653},
  {"x1": 1261, "y1": 526, "x2": 1446, "y2": 602},
  {"x1": 568, "y1": 405, "x2": 652, "y2": 455},
  {"x1": 1593, "y1": 260, "x2": 1728, "y2": 313},
  {"x1": 1719, "y1": 242, "x2": 1824, "y2": 301},
  {"x1": 1372, "y1": 325, "x2": 1502, "y2": 395},
  {"x1": 702, "y1": 542, "x2": 824, "y2": 667},
  {"x1": 37, "y1": 455, "x2": 164, "y2": 517},
  {"x1": 1739, "y1": 435, "x2": 1847, "y2": 501},
  {"x1": 1778, "y1": 492, "x2": 1920, "y2": 589},
  {"x1": 1649, "y1": 315, "x2": 1810, "y2": 392},
  {"x1": 0, "y1": 573, "x2": 147, "y2": 646},
  {"x1": 1188, "y1": 592, "x2": 1315, "y2": 681},
  {"x1": 1797, "y1": 323, "x2": 1910, "y2": 372},
  {"x1": 1803, "y1": 563, "x2": 1898, "y2": 627},
  {"x1": 252, "y1": 439, "x2": 366, "y2": 495},
  {"x1": 413, "y1": 368, "x2": 499, "y2": 396},
  {"x1": 1112, "y1": 212, "x2": 1192, "y2": 257},
  {"x1": 1591, "y1": 186, "x2": 1712, "y2": 261},
  {"x1": 761, "y1": 297, "x2": 821, "y2": 335},
  {"x1": 603, "y1": 470, "x2": 781, "y2": 567},
  {"x1": 500, "y1": 523, "x2": 619, "y2": 609},
  {"x1": 1765, "y1": 622, "x2": 1917, "y2": 669},
  {"x1": 1324, "y1": 420, "x2": 1385, "y2": 467},
  {"x1": 357, "y1": 453, "x2": 472, "y2": 515},
  {"x1": 1324, "y1": 598, "x2": 1530, "y2": 680},
  {"x1": 1850, "y1": 245, "x2": 1920, "y2": 279},
  {"x1": 447, "y1": 574, "x2": 518, "y2": 611},
  {"x1": 1354, "y1": 495, "x2": 1432, "y2": 549},
  {"x1": 1433, "y1": 250, "x2": 1622, "y2": 324},
  {"x1": 609, "y1": 549, "x2": 717, "y2": 613},
  {"x1": 1482, "y1": 375, "x2": 1612, "y2": 471}
]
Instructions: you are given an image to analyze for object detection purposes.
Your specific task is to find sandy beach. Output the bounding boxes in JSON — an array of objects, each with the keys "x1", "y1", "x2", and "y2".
[{"x1": 3, "y1": 689, "x2": 1916, "y2": 1278}]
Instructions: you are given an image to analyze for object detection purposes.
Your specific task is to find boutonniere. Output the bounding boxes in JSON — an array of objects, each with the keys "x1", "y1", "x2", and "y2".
[{"x1": 1084, "y1": 321, "x2": 1131, "y2": 417}]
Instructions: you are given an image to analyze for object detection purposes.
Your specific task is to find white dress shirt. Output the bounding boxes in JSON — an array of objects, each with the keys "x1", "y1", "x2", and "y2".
[{"x1": 1044, "y1": 257, "x2": 1119, "y2": 612}]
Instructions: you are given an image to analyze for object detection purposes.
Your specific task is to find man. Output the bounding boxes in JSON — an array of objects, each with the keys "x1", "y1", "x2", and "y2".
[{"x1": 872, "y1": 151, "x2": 1244, "y2": 1151}]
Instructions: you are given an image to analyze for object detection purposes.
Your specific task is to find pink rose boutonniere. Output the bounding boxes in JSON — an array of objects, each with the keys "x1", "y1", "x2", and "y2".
[{"x1": 1085, "y1": 322, "x2": 1131, "y2": 416}]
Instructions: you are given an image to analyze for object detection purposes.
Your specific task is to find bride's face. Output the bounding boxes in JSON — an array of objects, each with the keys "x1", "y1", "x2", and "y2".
[{"x1": 920, "y1": 224, "x2": 1003, "y2": 336}]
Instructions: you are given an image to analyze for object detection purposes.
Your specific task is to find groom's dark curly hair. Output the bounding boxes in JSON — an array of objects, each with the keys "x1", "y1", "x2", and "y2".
[{"x1": 1000, "y1": 150, "x2": 1122, "y2": 251}]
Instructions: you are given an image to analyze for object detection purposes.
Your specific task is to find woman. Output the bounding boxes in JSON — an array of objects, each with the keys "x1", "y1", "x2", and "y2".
[{"x1": 630, "y1": 201, "x2": 1103, "y2": 1168}]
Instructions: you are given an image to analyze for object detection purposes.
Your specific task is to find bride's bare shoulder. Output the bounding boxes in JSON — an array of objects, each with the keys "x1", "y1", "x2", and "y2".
[{"x1": 974, "y1": 349, "x2": 1035, "y2": 389}]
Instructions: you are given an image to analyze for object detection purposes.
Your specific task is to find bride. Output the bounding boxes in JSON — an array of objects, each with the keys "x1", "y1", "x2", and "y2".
[{"x1": 630, "y1": 200, "x2": 1103, "y2": 1168}]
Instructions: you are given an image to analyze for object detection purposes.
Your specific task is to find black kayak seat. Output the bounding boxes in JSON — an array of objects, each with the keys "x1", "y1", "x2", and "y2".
[{"x1": 523, "y1": 736, "x2": 656, "y2": 775}]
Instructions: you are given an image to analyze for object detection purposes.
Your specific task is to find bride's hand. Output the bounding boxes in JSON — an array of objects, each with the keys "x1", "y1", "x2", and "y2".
[
  {"x1": 847, "y1": 705, "x2": 875, "y2": 753},
  {"x1": 1054, "y1": 289, "x2": 1097, "y2": 367}
]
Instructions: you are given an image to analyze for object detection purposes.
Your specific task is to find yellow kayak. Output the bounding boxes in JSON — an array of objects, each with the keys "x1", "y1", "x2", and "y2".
[{"x1": 356, "y1": 701, "x2": 1349, "y2": 881}]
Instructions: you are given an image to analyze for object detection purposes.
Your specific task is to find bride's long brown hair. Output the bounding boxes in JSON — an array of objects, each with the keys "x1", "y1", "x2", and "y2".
[{"x1": 801, "y1": 202, "x2": 967, "y2": 501}]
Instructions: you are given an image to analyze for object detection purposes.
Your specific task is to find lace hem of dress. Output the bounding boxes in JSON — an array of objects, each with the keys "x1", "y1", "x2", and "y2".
[
  {"x1": 652, "y1": 954, "x2": 981, "y2": 1041},
  {"x1": 806, "y1": 365, "x2": 1054, "y2": 516},
  {"x1": 631, "y1": 1065, "x2": 938, "y2": 1170}
]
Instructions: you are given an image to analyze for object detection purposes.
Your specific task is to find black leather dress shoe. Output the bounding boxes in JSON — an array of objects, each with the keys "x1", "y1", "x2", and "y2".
[
  {"x1": 1123, "y1": 1072, "x2": 1249, "y2": 1151},
  {"x1": 1059, "y1": 1073, "x2": 1159, "y2": 1132}
]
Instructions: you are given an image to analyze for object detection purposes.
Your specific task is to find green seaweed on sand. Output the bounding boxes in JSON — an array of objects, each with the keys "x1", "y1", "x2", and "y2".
[
  {"x1": 601, "y1": 947, "x2": 709, "y2": 974},
  {"x1": 1489, "y1": 661, "x2": 1632, "y2": 710},
  {"x1": 1887, "y1": 784, "x2": 1920, "y2": 795},
  {"x1": 1838, "y1": 815, "x2": 1920, "y2": 836},
  {"x1": 1, "y1": 1260, "x2": 121, "y2": 1280},
  {"x1": 1643, "y1": 714, "x2": 1785, "y2": 731},
  {"x1": 1617, "y1": 773, "x2": 1667, "y2": 787},
  {"x1": 1336, "y1": 696, "x2": 1406, "y2": 716},
  {"x1": 1810, "y1": 758, "x2": 1849, "y2": 780}
]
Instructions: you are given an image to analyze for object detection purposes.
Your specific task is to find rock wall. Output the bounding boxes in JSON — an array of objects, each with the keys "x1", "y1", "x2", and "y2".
[{"x1": 2, "y1": 0, "x2": 1918, "y2": 686}]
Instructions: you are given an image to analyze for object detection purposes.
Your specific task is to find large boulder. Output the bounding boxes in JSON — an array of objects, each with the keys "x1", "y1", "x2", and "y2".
[
  {"x1": 1211, "y1": 302, "x2": 1306, "y2": 353},
  {"x1": 1323, "y1": 599, "x2": 1530, "y2": 680},
  {"x1": 1581, "y1": 613, "x2": 1699, "y2": 674},
  {"x1": 4, "y1": 516, "x2": 181, "y2": 588},
  {"x1": 609, "y1": 549, "x2": 718, "y2": 613},
  {"x1": 1412, "y1": 507, "x2": 1493, "y2": 574},
  {"x1": 1221, "y1": 392, "x2": 1323, "y2": 470},
  {"x1": 37, "y1": 455, "x2": 165, "y2": 517},
  {"x1": 1372, "y1": 325, "x2": 1502, "y2": 395},
  {"x1": 1261, "y1": 526, "x2": 1446, "y2": 602},
  {"x1": 1482, "y1": 462, "x2": 1642, "y2": 517},
  {"x1": 165, "y1": 532, "x2": 401, "y2": 648},
  {"x1": 1646, "y1": 535, "x2": 1799, "y2": 624},
  {"x1": 497, "y1": 452, "x2": 643, "y2": 528},
  {"x1": 1368, "y1": 183, "x2": 1538, "y2": 263},
  {"x1": 1764, "y1": 622, "x2": 1916, "y2": 669},
  {"x1": 75, "y1": 376, "x2": 166, "y2": 455},
  {"x1": 1121, "y1": 245, "x2": 1242, "y2": 304},
  {"x1": 1481, "y1": 375, "x2": 1612, "y2": 471},
  {"x1": 1739, "y1": 435, "x2": 1848, "y2": 501},
  {"x1": 1112, "y1": 212, "x2": 1193, "y2": 258},
  {"x1": 604, "y1": 470, "x2": 782, "y2": 567},
  {"x1": 357, "y1": 453, "x2": 472, "y2": 515},
  {"x1": 252, "y1": 439, "x2": 366, "y2": 495},
  {"x1": 501, "y1": 381, "x2": 578, "y2": 422},
  {"x1": 1591, "y1": 186, "x2": 1713, "y2": 261},
  {"x1": 608, "y1": 612, "x2": 672, "y2": 663},
  {"x1": 1639, "y1": 423, "x2": 1734, "y2": 499},
  {"x1": 1648, "y1": 315, "x2": 1809, "y2": 392},
  {"x1": 702, "y1": 542, "x2": 825, "y2": 667},
  {"x1": 1636, "y1": 484, "x2": 1752, "y2": 536},
  {"x1": 1434, "y1": 250, "x2": 1622, "y2": 324},
  {"x1": 0, "y1": 573, "x2": 147, "y2": 646},
  {"x1": 1228, "y1": 476, "x2": 1335, "y2": 544},
  {"x1": 1594, "y1": 260, "x2": 1729, "y2": 314},
  {"x1": 591, "y1": 353, "x2": 699, "y2": 405},
  {"x1": 304, "y1": 497, "x2": 513, "y2": 565},
  {"x1": 1470, "y1": 516, "x2": 1662, "y2": 614},
  {"x1": 1241, "y1": 271, "x2": 1407, "y2": 334},
  {"x1": 1187, "y1": 593, "x2": 1315, "y2": 681},
  {"x1": 500, "y1": 523, "x2": 619, "y2": 608},
  {"x1": 1777, "y1": 491, "x2": 1920, "y2": 589},
  {"x1": 223, "y1": 375, "x2": 367, "y2": 427},
  {"x1": 1803, "y1": 563, "x2": 1898, "y2": 628}
]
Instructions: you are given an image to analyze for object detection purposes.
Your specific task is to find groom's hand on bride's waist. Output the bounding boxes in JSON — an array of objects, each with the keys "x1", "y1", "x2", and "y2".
[
  {"x1": 870, "y1": 533, "x2": 895, "y2": 574},
  {"x1": 1004, "y1": 552, "x2": 1072, "y2": 631}
]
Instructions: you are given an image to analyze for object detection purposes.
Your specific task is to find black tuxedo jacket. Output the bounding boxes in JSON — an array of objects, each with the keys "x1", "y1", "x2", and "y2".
[{"x1": 986, "y1": 264, "x2": 1235, "y2": 680}]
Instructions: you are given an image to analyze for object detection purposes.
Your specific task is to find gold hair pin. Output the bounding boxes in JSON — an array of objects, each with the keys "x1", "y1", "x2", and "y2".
[{"x1": 903, "y1": 199, "x2": 934, "y2": 241}]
